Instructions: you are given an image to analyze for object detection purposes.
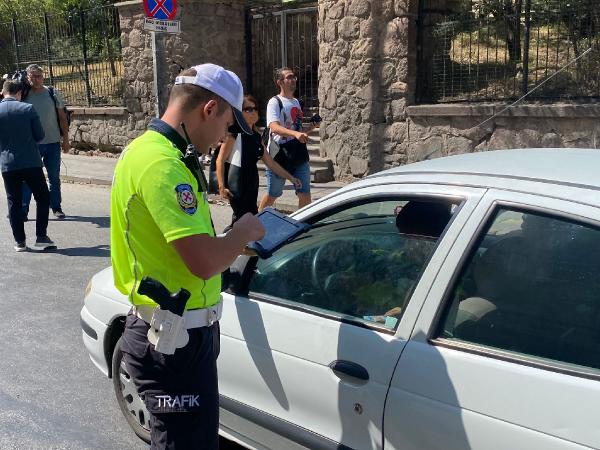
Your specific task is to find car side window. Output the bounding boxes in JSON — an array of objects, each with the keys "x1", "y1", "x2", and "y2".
[
  {"x1": 438, "y1": 207, "x2": 600, "y2": 371},
  {"x1": 249, "y1": 198, "x2": 456, "y2": 329}
]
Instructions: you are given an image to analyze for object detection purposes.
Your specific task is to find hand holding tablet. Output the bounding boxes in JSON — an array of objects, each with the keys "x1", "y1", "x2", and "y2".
[{"x1": 246, "y1": 208, "x2": 311, "y2": 258}]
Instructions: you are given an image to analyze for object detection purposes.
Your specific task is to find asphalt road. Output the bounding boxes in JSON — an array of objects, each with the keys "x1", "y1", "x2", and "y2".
[{"x1": 0, "y1": 182, "x2": 238, "y2": 449}]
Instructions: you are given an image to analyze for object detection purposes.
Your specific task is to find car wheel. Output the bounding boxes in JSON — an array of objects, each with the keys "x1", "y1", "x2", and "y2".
[{"x1": 112, "y1": 336, "x2": 151, "y2": 443}]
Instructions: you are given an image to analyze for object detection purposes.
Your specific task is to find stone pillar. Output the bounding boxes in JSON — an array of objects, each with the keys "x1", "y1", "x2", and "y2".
[
  {"x1": 116, "y1": 0, "x2": 247, "y2": 133},
  {"x1": 318, "y1": 0, "x2": 418, "y2": 179}
]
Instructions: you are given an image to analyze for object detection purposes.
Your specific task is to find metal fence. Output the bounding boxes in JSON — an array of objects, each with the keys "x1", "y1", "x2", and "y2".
[
  {"x1": 0, "y1": 5, "x2": 123, "y2": 106},
  {"x1": 248, "y1": 1, "x2": 319, "y2": 116},
  {"x1": 418, "y1": 0, "x2": 600, "y2": 103}
]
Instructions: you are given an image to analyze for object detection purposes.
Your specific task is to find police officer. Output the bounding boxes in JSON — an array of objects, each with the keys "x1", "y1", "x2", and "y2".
[{"x1": 110, "y1": 63, "x2": 265, "y2": 449}]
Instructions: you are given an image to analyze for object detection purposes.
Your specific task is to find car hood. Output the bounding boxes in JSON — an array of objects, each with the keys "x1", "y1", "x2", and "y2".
[{"x1": 92, "y1": 266, "x2": 129, "y2": 306}]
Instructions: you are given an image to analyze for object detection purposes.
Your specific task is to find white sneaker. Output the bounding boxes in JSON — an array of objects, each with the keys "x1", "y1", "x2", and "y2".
[{"x1": 14, "y1": 241, "x2": 27, "y2": 252}]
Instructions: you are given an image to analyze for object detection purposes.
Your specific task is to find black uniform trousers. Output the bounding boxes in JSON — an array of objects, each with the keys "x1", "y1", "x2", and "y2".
[
  {"x1": 121, "y1": 313, "x2": 221, "y2": 450},
  {"x1": 2, "y1": 167, "x2": 49, "y2": 243}
]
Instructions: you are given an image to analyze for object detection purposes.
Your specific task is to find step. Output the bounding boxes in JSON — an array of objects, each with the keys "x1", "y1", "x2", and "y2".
[{"x1": 257, "y1": 156, "x2": 334, "y2": 183}]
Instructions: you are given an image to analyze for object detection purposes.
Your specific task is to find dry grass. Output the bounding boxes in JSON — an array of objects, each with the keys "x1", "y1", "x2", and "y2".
[
  {"x1": 40, "y1": 60, "x2": 124, "y2": 106},
  {"x1": 439, "y1": 23, "x2": 600, "y2": 99}
]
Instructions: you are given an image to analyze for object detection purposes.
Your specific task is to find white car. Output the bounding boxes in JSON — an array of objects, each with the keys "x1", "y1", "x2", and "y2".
[{"x1": 81, "y1": 149, "x2": 600, "y2": 450}]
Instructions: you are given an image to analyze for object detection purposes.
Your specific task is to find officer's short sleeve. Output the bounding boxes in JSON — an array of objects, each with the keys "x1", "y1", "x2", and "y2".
[{"x1": 139, "y1": 158, "x2": 213, "y2": 242}]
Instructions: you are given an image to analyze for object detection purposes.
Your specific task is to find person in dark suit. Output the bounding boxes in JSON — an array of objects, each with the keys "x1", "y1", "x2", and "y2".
[{"x1": 0, "y1": 80, "x2": 55, "y2": 252}]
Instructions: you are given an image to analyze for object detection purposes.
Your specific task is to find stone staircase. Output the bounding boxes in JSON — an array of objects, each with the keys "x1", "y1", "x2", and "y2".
[{"x1": 257, "y1": 127, "x2": 335, "y2": 183}]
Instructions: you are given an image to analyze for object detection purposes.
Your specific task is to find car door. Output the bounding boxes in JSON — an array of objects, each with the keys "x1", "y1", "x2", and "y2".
[
  {"x1": 386, "y1": 188, "x2": 600, "y2": 450},
  {"x1": 218, "y1": 183, "x2": 485, "y2": 450}
]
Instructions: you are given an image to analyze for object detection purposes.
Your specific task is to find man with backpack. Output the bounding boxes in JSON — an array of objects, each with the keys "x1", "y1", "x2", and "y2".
[
  {"x1": 22, "y1": 64, "x2": 69, "y2": 219},
  {"x1": 258, "y1": 67, "x2": 320, "y2": 211}
]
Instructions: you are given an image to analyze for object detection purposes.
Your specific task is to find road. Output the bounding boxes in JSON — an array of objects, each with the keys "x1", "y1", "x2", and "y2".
[{"x1": 0, "y1": 182, "x2": 239, "y2": 449}]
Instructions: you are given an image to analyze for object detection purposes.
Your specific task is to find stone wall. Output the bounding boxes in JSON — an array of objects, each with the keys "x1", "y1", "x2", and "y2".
[
  {"x1": 318, "y1": 0, "x2": 419, "y2": 180},
  {"x1": 69, "y1": 0, "x2": 246, "y2": 153},
  {"x1": 68, "y1": 107, "x2": 131, "y2": 153},
  {"x1": 406, "y1": 104, "x2": 600, "y2": 161}
]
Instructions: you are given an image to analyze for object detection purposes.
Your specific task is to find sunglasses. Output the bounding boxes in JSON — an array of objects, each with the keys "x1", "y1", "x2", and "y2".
[
  {"x1": 243, "y1": 106, "x2": 258, "y2": 113},
  {"x1": 283, "y1": 75, "x2": 297, "y2": 81}
]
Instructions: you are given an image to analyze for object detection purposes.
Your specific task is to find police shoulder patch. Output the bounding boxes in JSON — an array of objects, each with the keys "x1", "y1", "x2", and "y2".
[{"x1": 175, "y1": 183, "x2": 197, "y2": 215}]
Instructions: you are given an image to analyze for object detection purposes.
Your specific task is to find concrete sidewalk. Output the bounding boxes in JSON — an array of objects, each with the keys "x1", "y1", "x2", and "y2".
[{"x1": 60, "y1": 153, "x2": 346, "y2": 213}]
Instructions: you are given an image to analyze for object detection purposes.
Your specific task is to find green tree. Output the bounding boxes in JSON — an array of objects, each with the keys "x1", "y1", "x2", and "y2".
[{"x1": 0, "y1": 0, "x2": 117, "y2": 18}]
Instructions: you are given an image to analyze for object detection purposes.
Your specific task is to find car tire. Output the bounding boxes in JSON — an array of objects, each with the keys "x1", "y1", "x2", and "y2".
[{"x1": 112, "y1": 337, "x2": 151, "y2": 443}]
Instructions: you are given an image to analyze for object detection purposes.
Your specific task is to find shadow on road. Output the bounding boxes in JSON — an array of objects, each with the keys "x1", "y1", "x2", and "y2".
[
  {"x1": 55, "y1": 215, "x2": 110, "y2": 228},
  {"x1": 53, "y1": 244, "x2": 110, "y2": 257}
]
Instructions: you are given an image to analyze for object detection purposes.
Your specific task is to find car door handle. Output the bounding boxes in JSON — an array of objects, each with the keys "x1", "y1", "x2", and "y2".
[{"x1": 329, "y1": 360, "x2": 369, "y2": 381}]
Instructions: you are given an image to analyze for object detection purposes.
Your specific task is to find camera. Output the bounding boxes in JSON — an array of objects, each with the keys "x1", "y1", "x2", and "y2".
[
  {"x1": 310, "y1": 113, "x2": 322, "y2": 124},
  {"x1": 1, "y1": 69, "x2": 32, "y2": 100}
]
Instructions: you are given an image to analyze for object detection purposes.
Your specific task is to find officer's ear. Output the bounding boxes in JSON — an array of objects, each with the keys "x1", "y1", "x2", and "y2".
[{"x1": 203, "y1": 99, "x2": 218, "y2": 118}]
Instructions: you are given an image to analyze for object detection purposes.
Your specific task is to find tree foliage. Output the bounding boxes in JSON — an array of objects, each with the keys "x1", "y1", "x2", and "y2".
[{"x1": 0, "y1": 0, "x2": 118, "y2": 20}]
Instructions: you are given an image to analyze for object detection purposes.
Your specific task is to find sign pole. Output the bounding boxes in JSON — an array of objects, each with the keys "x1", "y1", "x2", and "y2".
[
  {"x1": 151, "y1": 30, "x2": 168, "y2": 117},
  {"x1": 145, "y1": 0, "x2": 179, "y2": 117},
  {"x1": 151, "y1": 30, "x2": 159, "y2": 117}
]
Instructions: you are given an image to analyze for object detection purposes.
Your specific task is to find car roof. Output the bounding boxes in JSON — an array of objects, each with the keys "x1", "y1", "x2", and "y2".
[{"x1": 370, "y1": 148, "x2": 600, "y2": 190}]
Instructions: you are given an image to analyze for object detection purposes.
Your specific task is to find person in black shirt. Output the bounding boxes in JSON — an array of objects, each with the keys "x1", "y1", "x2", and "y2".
[{"x1": 216, "y1": 94, "x2": 301, "y2": 226}]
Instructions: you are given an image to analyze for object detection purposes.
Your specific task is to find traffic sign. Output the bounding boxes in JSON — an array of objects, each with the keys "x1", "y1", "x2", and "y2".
[
  {"x1": 143, "y1": 0, "x2": 177, "y2": 20},
  {"x1": 144, "y1": 18, "x2": 181, "y2": 34}
]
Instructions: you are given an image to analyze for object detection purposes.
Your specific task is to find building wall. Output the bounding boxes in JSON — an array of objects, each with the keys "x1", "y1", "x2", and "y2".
[{"x1": 69, "y1": 0, "x2": 246, "y2": 153}]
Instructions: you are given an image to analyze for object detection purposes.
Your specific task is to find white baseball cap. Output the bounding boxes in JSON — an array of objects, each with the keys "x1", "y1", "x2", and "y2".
[{"x1": 174, "y1": 63, "x2": 251, "y2": 134}]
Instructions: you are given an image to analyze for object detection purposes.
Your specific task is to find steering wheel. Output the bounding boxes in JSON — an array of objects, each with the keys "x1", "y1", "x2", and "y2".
[{"x1": 310, "y1": 240, "x2": 354, "y2": 296}]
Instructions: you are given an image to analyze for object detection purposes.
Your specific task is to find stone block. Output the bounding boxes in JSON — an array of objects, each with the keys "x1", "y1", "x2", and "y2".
[
  {"x1": 388, "y1": 81, "x2": 408, "y2": 97},
  {"x1": 409, "y1": 136, "x2": 444, "y2": 162},
  {"x1": 357, "y1": 82, "x2": 377, "y2": 101},
  {"x1": 361, "y1": 101, "x2": 386, "y2": 124},
  {"x1": 358, "y1": 17, "x2": 376, "y2": 39},
  {"x1": 349, "y1": 155, "x2": 369, "y2": 177},
  {"x1": 338, "y1": 16, "x2": 360, "y2": 40},
  {"x1": 322, "y1": 87, "x2": 337, "y2": 109},
  {"x1": 323, "y1": 20, "x2": 338, "y2": 42},
  {"x1": 445, "y1": 136, "x2": 474, "y2": 155},
  {"x1": 541, "y1": 132, "x2": 563, "y2": 148},
  {"x1": 129, "y1": 29, "x2": 144, "y2": 48},
  {"x1": 381, "y1": 62, "x2": 397, "y2": 86},
  {"x1": 380, "y1": 0, "x2": 396, "y2": 20},
  {"x1": 386, "y1": 99, "x2": 407, "y2": 121},
  {"x1": 349, "y1": 38, "x2": 374, "y2": 60},
  {"x1": 327, "y1": 2, "x2": 345, "y2": 19},
  {"x1": 332, "y1": 39, "x2": 351, "y2": 59},
  {"x1": 382, "y1": 18, "x2": 409, "y2": 57},
  {"x1": 394, "y1": 0, "x2": 418, "y2": 16},
  {"x1": 384, "y1": 121, "x2": 407, "y2": 141},
  {"x1": 348, "y1": 0, "x2": 371, "y2": 18},
  {"x1": 125, "y1": 98, "x2": 142, "y2": 113}
]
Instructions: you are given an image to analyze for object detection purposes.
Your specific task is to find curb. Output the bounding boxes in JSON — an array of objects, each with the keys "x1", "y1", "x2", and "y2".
[
  {"x1": 207, "y1": 195, "x2": 297, "y2": 215},
  {"x1": 61, "y1": 174, "x2": 309, "y2": 214},
  {"x1": 62, "y1": 175, "x2": 112, "y2": 186}
]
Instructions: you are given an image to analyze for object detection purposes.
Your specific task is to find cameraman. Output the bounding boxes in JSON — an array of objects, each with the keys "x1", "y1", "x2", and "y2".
[{"x1": 0, "y1": 80, "x2": 55, "y2": 251}]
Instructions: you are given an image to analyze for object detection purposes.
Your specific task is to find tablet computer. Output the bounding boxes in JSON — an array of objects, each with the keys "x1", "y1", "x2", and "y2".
[{"x1": 247, "y1": 208, "x2": 311, "y2": 258}]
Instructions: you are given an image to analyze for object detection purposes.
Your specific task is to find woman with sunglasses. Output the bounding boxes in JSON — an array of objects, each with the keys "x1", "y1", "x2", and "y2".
[{"x1": 216, "y1": 94, "x2": 301, "y2": 227}]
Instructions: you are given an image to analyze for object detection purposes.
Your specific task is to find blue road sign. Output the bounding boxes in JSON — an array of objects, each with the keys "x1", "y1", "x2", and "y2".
[{"x1": 144, "y1": 0, "x2": 177, "y2": 20}]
